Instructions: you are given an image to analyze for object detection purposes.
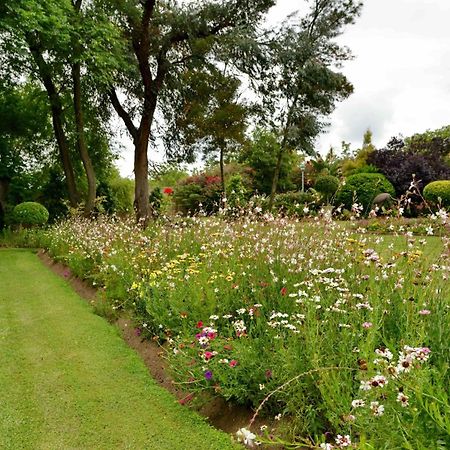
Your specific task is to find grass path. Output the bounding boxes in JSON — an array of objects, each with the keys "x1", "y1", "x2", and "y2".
[{"x1": 0, "y1": 249, "x2": 239, "y2": 450}]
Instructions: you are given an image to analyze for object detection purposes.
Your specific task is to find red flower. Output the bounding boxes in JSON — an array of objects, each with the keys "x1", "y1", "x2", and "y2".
[
  {"x1": 163, "y1": 187, "x2": 174, "y2": 195},
  {"x1": 229, "y1": 360, "x2": 238, "y2": 368},
  {"x1": 280, "y1": 287, "x2": 287, "y2": 296},
  {"x1": 196, "y1": 321, "x2": 203, "y2": 329}
]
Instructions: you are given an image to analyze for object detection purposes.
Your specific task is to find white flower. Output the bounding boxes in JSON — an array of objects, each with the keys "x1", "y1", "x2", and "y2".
[
  {"x1": 335, "y1": 434, "x2": 352, "y2": 447},
  {"x1": 370, "y1": 401, "x2": 385, "y2": 416},
  {"x1": 320, "y1": 444, "x2": 334, "y2": 450},
  {"x1": 351, "y1": 399, "x2": 365, "y2": 408},
  {"x1": 236, "y1": 428, "x2": 257, "y2": 447},
  {"x1": 397, "y1": 392, "x2": 409, "y2": 407}
]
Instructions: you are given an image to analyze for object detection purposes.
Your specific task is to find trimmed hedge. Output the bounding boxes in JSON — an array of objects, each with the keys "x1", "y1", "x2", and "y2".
[
  {"x1": 336, "y1": 173, "x2": 395, "y2": 213},
  {"x1": 423, "y1": 180, "x2": 450, "y2": 207},
  {"x1": 13, "y1": 202, "x2": 49, "y2": 226}
]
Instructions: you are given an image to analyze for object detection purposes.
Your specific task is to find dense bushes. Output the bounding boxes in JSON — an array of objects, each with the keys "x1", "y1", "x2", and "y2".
[
  {"x1": 423, "y1": 180, "x2": 450, "y2": 207},
  {"x1": 173, "y1": 174, "x2": 222, "y2": 214},
  {"x1": 336, "y1": 173, "x2": 395, "y2": 213},
  {"x1": 368, "y1": 137, "x2": 450, "y2": 195},
  {"x1": 273, "y1": 191, "x2": 315, "y2": 215}
]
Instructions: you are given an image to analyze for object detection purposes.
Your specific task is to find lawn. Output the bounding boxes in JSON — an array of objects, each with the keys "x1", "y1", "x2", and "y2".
[{"x1": 0, "y1": 249, "x2": 239, "y2": 450}]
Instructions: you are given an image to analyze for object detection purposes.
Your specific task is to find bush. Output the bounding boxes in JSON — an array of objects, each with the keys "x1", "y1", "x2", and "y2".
[
  {"x1": 13, "y1": 202, "x2": 49, "y2": 226},
  {"x1": 423, "y1": 180, "x2": 450, "y2": 207},
  {"x1": 273, "y1": 191, "x2": 315, "y2": 216},
  {"x1": 226, "y1": 175, "x2": 248, "y2": 210},
  {"x1": 173, "y1": 174, "x2": 223, "y2": 215},
  {"x1": 314, "y1": 175, "x2": 339, "y2": 202},
  {"x1": 336, "y1": 173, "x2": 395, "y2": 214},
  {"x1": 367, "y1": 136, "x2": 450, "y2": 196}
]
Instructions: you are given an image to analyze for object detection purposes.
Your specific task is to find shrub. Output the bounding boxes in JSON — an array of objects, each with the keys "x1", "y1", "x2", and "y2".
[
  {"x1": 226, "y1": 175, "x2": 248, "y2": 210},
  {"x1": 273, "y1": 191, "x2": 315, "y2": 216},
  {"x1": 13, "y1": 202, "x2": 49, "y2": 226},
  {"x1": 367, "y1": 137, "x2": 450, "y2": 196},
  {"x1": 149, "y1": 188, "x2": 163, "y2": 216},
  {"x1": 423, "y1": 180, "x2": 450, "y2": 207},
  {"x1": 314, "y1": 175, "x2": 339, "y2": 202},
  {"x1": 173, "y1": 174, "x2": 223, "y2": 215},
  {"x1": 336, "y1": 173, "x2": 395, "y2": 214}
]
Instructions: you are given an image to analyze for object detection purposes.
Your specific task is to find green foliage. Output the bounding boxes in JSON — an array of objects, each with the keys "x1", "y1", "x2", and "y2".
[
  {"x1": 13, "y1": 202, "x2": 49, "y2": 226},
  {"x1": 226, "y1": 175, "x2": 247, "y2": 210},
  {"x1": 341, "y1": 129, "x2": 377, "y2": 177},
  {"x1": 314, "y1": 175, "x2": 339, "y2": 201},
  {"x1": 423, "y1": 181, "x2": 450, "y2": 207},
  {"x1": 336, "y1": 173, "x2": 395, "y2": 213},
  {"x1": 173, "y1": 184, "x2": 205, "y2": 215},
  {"x1": 240, "y1": 129, "x2": 296, "y2": 195},
  {"x1": 149, "y1": 188, "x2": 163, "y2": 217},
  {"x1": 273, "y1": 192, "x2": 315, "y2": 216}
]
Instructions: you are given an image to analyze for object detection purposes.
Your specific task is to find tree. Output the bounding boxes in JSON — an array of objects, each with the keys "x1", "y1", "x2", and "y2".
[
  {"x1": 0, "y1": 82, "x2": 53, "y2": 228},
  {"x1": 239, "y1": 129, "x2": 297, "y2": 195},
  {"x1": 104, "y1": 0, "x2": 276, "y2": 225},
  {"x1": 242, "y1": 0, "x2": 362, "y2": 208},
  {"x1": 166, "y1": 68, "x2": 248, "y2": 193},
  {"x1": 1, "y1": 0, "x2": 120, "y2": 214}
]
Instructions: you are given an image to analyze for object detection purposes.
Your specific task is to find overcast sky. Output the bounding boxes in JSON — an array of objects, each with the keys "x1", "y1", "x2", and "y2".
[{"x1": 117, "y1": 0, "x2": 450, "y2": 177}]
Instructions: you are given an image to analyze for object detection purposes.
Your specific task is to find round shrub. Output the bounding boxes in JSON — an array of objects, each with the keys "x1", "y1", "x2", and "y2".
[
  {"x1": 423, "y1": 180, "x2": 450, "y2": 207},
  {"x1": 336, "y1": 173, "x2": 395, "y2": 213},
  {"x1": 314, "y1": 175, "x2": 340, "y2": 201},
  {"x1": 13, "y1": 202, "x2": 49, "y2": 226}
]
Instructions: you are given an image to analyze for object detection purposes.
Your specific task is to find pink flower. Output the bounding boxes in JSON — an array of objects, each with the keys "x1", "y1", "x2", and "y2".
[
  {"x1": 229, "y1": 360, "x2": 238, "y2": 368},
  {"x1": 204, "y1": 351, "x2": 214, "y2": 361},
  {"x1": 362, "y1": 322, "x2": 373, "y2": 329},
  {"x1": 419, "y1": 309, "x2": 431, "y2": 315}
]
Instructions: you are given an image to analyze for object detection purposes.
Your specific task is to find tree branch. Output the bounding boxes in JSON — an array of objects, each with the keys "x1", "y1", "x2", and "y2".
[{"x1": 109, "y1": 88, "x2": 138, "y2": 141}]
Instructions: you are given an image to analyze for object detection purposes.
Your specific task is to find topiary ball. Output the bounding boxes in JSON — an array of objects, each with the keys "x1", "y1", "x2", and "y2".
[
  {"x1": 336, "y1": 173, "x2": 395, "y2": 214},
  {"x1": 314, "y1": 175, "x2": 340, "y2": 200},
  {"x1": 423, "y1": 180, "x2": 450, "y2": 207},
  {"x1": 13, "y1": 202, "x2": 49, "y2": 226}
]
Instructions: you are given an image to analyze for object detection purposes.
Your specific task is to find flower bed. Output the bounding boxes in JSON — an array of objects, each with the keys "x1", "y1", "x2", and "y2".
[{"x1": 38, "y1": 214, "x2": 450, "y2": 448}]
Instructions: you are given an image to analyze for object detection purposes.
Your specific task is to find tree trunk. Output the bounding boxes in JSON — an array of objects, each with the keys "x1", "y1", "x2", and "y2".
[
  {"x1": 27, "y1": 35, "x2": 79, "y2": 207},
  {"x1": 0, "y1": 177, "x2": 9, "y2": 230},
  {"x1": 134, "y1": 95, "x2": 157, "y2": 227},
  {"x1": 219, "y1": 145, "x2": 225, "y2": 195},
  {"x1": 268, "y1": 147, "x2": 284, "y2": 210},
  {"x1": 72, "y1": 61, "x2": 96, "y2": 216},
  {"x1": 72, "y1": 0, "x2": 96, "y2": 216},
  {"x1": 134, "y1": 128, "x2": 150, "y2": 227}
]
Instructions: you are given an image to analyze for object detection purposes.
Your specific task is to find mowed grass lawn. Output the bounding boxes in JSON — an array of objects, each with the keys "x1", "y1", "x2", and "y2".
[{"x1": 0, "y1": 249, "x2": 239, "y2": 450}]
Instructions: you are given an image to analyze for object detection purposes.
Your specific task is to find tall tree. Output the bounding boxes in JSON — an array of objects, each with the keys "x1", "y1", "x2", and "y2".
[
  {"x1": 165, "y1": 68, "x2": 248, "y2": 193},
  {"x1": 1, "y1": 0, "x2": 119, "y2": 213},
  {"x1": 0, "y1": 82, "x2": 53, "y2": 228},
  {"x1": 104, "y1": 0, "x2": 275, "y2": 225},
  {"x1": 240, "y1": 0, "x2": 362, "y2": 208}
]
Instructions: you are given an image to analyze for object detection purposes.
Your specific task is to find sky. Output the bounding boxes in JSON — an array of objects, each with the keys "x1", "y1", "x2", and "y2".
[{"x1": 116, "y1": 0, "x2": 450, "y2": 177}]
